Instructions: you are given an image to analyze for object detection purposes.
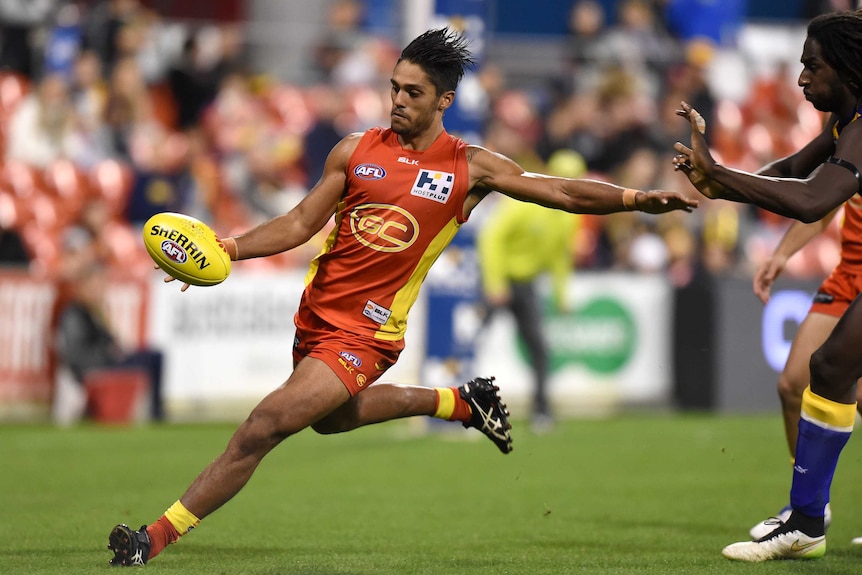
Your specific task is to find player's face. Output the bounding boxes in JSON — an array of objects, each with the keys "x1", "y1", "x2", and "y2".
[
  {"x1": 798, "y1": 37, "x2": 853, "y2": 114},
  {"x1": 389, "y1": 60, "x2": 450, "y2": 138}
]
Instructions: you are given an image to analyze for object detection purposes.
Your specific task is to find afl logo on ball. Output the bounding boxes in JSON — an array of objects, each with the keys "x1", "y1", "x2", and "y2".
[
  {"x1": 354, "y1": 164, "x2": 386, "y2": 180},
  {"x1": 161, "y1": 239, "x2": 188, "y2": 263}
]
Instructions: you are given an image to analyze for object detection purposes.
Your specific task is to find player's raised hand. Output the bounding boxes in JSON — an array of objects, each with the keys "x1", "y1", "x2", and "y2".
[
  {"x1": 672, "y1": 143, "x2": 729, "y2": 200},
  {"x1": 673, "y1": 101, "x2": 724, "y2": 197},
  {"x1": 634, "y1": 190, "x2": 699, "y2": 213},
  {"x1": 752, "y1": 255, "x2": 787, "y2": 304}
]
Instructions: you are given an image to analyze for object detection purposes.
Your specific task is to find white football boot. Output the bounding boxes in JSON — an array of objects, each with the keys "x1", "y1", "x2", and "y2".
[
  {"x1": 749, "y1": 502, "x2": 831, "y2": 541},
  {"x1": 723, "y1": 526, "x2": 825, "y2": 562}
]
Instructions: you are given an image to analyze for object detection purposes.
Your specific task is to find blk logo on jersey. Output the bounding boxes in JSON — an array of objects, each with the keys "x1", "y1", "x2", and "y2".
[
  {"x1": 411, "y1": 169, "x2": 454, "y2": 204},
  {"x1": 363, "y1": 300, "x2": 392, "y2": 325}
]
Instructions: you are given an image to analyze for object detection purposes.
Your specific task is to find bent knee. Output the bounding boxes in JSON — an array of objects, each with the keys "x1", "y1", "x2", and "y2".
[
  {"x1": 776, "y1": 372, "x2": 806, "y2": 401},
  {"x1": 311, "y1": 413, "x2": 357, "y2": 435},
  {"x1": 310, "y1": 420, "x2": 339, "y2": 434},
  {"x1": 233, "y1": 409, "x2": 295, "y2": 456},
  {"x1": 809, "y1": 346, "x2": 853, "y2": 393}
]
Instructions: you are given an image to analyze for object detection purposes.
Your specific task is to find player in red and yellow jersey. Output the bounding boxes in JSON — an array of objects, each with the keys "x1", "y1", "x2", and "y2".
[
  {"x1": 107, "y1": 28, "x2": 698, "y2": 566},
  {"x1": 674, "y1": 9, "x2": 862, "y2": 561}
]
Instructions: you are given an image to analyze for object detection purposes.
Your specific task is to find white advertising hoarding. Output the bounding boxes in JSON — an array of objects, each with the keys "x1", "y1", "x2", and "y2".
[
  {"x1": 148, "y1": 270, "x2": 426, "y2": 420},
  {"x1": 473, "y1": 272, "x2": 673, "y2": 416}
]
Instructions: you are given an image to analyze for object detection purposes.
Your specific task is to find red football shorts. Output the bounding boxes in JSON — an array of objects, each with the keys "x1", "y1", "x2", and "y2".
[
  {"x1": 293, "y1": 304, "x2": 404, "y2": 396},
  {"x1": 810, "y1": 264, "x2": 862, "y2": 317}
]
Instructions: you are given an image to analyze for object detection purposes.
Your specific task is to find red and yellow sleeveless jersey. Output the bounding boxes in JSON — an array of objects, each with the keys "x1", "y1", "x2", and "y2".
[
  {"x1": 832, "y1": 111, "x2": 862, "y2": 267},
  {"x1": 299, "y1": 127, "x2": 470, "y2": 341}
]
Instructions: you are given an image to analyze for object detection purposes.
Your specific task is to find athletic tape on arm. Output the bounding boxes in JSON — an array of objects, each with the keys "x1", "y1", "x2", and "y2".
[{"x1": 825, "y1": 156, "x2": 862, "y2": 193}]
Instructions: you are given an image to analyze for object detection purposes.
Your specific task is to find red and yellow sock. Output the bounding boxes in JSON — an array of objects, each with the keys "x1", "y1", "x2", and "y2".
[
  {"x1": 146, "y1": 500, "x2": 200, "y2": 560},
  {"x1": 433, "y1": 387, "x2": 472, "y2": 423}
]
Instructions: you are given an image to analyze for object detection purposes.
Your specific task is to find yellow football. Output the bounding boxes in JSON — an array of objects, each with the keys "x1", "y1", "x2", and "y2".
[{"x1": 142, "y1": 212, "x2": 231, "y2": 286}]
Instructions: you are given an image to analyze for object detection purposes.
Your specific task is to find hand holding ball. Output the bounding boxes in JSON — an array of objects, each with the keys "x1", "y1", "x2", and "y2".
[{"x1": 143, "y1": 212, "x2": 231, "y2": 287}]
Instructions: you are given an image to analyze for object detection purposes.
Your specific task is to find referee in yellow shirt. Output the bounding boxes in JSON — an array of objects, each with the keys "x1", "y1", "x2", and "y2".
[{"x1": 477, "y1": 150, "x2": 583, "y2": 432}]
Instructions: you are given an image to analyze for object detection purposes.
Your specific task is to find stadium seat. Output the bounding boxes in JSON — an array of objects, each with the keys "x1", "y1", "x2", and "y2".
[
  {"x1": 2, "y1": 160, "x2": 44, "y2": 200},
  {"x1": 89, "y1": 159, "x2": 134, "y2": 218},
  {"x1": 0, "y1": 189, "x2": 22, "y2": 229},
  {"x1": 20, "y1": 221, "x2": 62, "y2": 274},
  {"x1": 28, "y1": 192, "x2": 63, "y2": 232},
  {"x1": 0, "y1": 72, "x2": 29, "y2": 118},
  {"x1": 85, "y1": 368, "x2": 150, "y2": 425},
  {"x1": 42, "y1": 159, "x2": 91, "y2": 217},
  {"x1": 265, "y1": 84, "x2": 313, "y2": 134},
  {"x1": 101, "y1": 220, "x2": 151, "y2": 277}
]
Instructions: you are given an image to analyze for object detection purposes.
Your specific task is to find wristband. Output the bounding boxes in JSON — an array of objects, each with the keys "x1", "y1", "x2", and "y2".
[
  {"x1": 222, "y1": 237, "x2": 239, "y2": 261},
  {"x1": 622, "y1": 188, "x2": 639, "y2": 211}
]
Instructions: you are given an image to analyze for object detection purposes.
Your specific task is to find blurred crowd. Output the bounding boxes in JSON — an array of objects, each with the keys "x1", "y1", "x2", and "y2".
[{"x1": 0, "y1": 0, "x2": 847, "y2": 290}]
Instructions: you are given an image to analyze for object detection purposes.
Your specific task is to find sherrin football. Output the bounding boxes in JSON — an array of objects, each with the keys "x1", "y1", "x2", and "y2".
[{"x1": 143, "y1": 212, "x2": 231, "y2": 286}]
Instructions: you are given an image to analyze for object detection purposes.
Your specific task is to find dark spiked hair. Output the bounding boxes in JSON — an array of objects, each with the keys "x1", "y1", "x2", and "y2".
[
  {"x1": 807, "y1": 9, "x2": 862, "y2": 97},
  {"x1": 398, "y1": 27, "x2": 476, "y2": 95}
]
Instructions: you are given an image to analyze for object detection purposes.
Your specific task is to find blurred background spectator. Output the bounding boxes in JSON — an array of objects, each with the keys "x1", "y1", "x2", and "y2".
[
  {"x1": 0, "y1": 0, "x2": 840, "y2": 282},
  {"x1": 53, "y1": 260, "x2": 164, "y2": 422},
  {"x1": 0, "y1": 0, "x2": 850, "y2": 421},
  {"x1": 477, "y1": 149, "x2": 585, "y2": 432}
]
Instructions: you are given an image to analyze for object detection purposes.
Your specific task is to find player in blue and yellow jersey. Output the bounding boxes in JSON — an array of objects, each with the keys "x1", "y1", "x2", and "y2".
[
  {"x1": 107, "y1": 28, "x2": 697, "y2": 567},
  {"x1": 674, "y1": 8, "x2": 862, "y2": 562}
]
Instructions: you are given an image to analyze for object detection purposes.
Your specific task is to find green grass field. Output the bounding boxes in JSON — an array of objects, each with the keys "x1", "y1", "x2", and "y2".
[{"x1": 2, "y1": 413, "x2": 862, "y2": 574}]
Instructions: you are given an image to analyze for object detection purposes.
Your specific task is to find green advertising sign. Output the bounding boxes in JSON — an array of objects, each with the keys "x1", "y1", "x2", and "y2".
[{"x1": 519, "y1": 297, "x2": 637, "y2": 374}]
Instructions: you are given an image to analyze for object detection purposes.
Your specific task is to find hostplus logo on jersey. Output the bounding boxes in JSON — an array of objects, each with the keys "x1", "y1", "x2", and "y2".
[{"x1": 411, "y1": 169, "x2": 454, "y2": 204}]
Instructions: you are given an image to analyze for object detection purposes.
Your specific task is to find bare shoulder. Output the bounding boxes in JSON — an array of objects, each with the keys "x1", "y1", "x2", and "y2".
[
  {"x1": 465, "y1": 144, "x2": 523, "y2": 183},
  {"x1": 465, "y1": 144, "x2": 508, "y2": 165},
  {"x1": 318, "y1": 131, "x2": 363, "y2": 172},
  {"x1": 834, "y1": 119, "x2": 862, "y2": 161},
  {"x1": 334, "y1": 131, "x2": 365, "y2": 157}
]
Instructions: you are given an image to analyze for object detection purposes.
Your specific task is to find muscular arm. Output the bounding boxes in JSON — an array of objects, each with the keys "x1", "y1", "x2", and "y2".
[
  {"x1": 229, "y1": 134, "x2": 360, "y2": 260},
  {"x1": 756, "y1": 117, "x2": 836, "y2": 178},
  {"x1": 462, "y1": 146, "x2": 698, "y2": 218},
  {"x1": 678, "y1": 103, "x2": 860, "y2": 222}
]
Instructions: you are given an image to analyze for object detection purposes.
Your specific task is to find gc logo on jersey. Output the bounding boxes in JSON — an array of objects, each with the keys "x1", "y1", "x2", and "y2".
[
  {"x1": 349, "y1": 203, "x2": 419, "y2": 252},
  {"x1": 354, "y1": 163, "x2": 387, "y2": 180},
  {"x1": 411, "y1": 169, "x2": 454, "y2": 204}
]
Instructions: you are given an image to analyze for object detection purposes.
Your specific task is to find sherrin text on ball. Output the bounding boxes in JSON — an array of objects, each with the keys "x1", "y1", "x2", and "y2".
[{"x1": 143, "y1": 212, "x2": 231, "y2": 286}]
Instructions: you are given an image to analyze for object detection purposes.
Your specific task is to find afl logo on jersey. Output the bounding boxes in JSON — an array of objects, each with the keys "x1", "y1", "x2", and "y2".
[
  {"x1": 354, "y1": 164, "x2": 386, "y2": 180},
  {"x1": 349, "y1": 203, "x2": 419, "y2": 252}
]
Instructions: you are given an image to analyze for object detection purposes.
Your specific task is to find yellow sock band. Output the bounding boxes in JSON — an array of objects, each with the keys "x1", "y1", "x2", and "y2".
[
  {"x1": 801, "y1": 386, "x2": 856, "y2": 431},
  {"x1": 165, "y1": 500, "x2": 201, "y2": 535},
  {"x1": 434, "y1": 388, "x2": 456, "y2": 419}
]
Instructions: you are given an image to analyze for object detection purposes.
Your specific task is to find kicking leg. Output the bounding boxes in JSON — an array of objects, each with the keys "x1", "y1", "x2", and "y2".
[
  {"x1": 312, "y1": 378, "x2": 513, "y2": 454},
  {"x1": 109, "y1": 357, "x2": 349, "y2": 566}
]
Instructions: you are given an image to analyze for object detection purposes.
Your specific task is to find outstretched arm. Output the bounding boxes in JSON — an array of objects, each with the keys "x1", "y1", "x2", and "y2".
[
  {"x1": 674, "y1": 101, "x2": 859, "y2": 222},
  {"x1": 462, "y1": 146, "x2": 698, "y2": 218},
  {"x1": 224, "y1": 134, "x2": 361, "y2": 260},
  {"x1": 672, "y1": 104, "x2": 835, "y2": 200}
]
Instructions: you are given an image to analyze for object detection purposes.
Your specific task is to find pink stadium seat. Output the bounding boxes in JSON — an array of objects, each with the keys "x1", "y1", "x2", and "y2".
[
  {"x1": 42, "y1": 159, "x2": 91, "y2": 217},
  {"x1": 28, "y1": 192, "x2": 63, "y2": 232},
  {"x1": 0, "y1": 72, "x2": 29, "y2": 117},
  {"x1": 0, "y1": 189, "x2": 21, "y2": 229},
  {"x1": 2, "y1": 160, "x2": 44, "y2": 200},
  {"x1": 20, "y1": 222, "x2": 61, "y2": 273},
  {"x1": 89, "y1": 159, "x2": 134, "y2": 218}
]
